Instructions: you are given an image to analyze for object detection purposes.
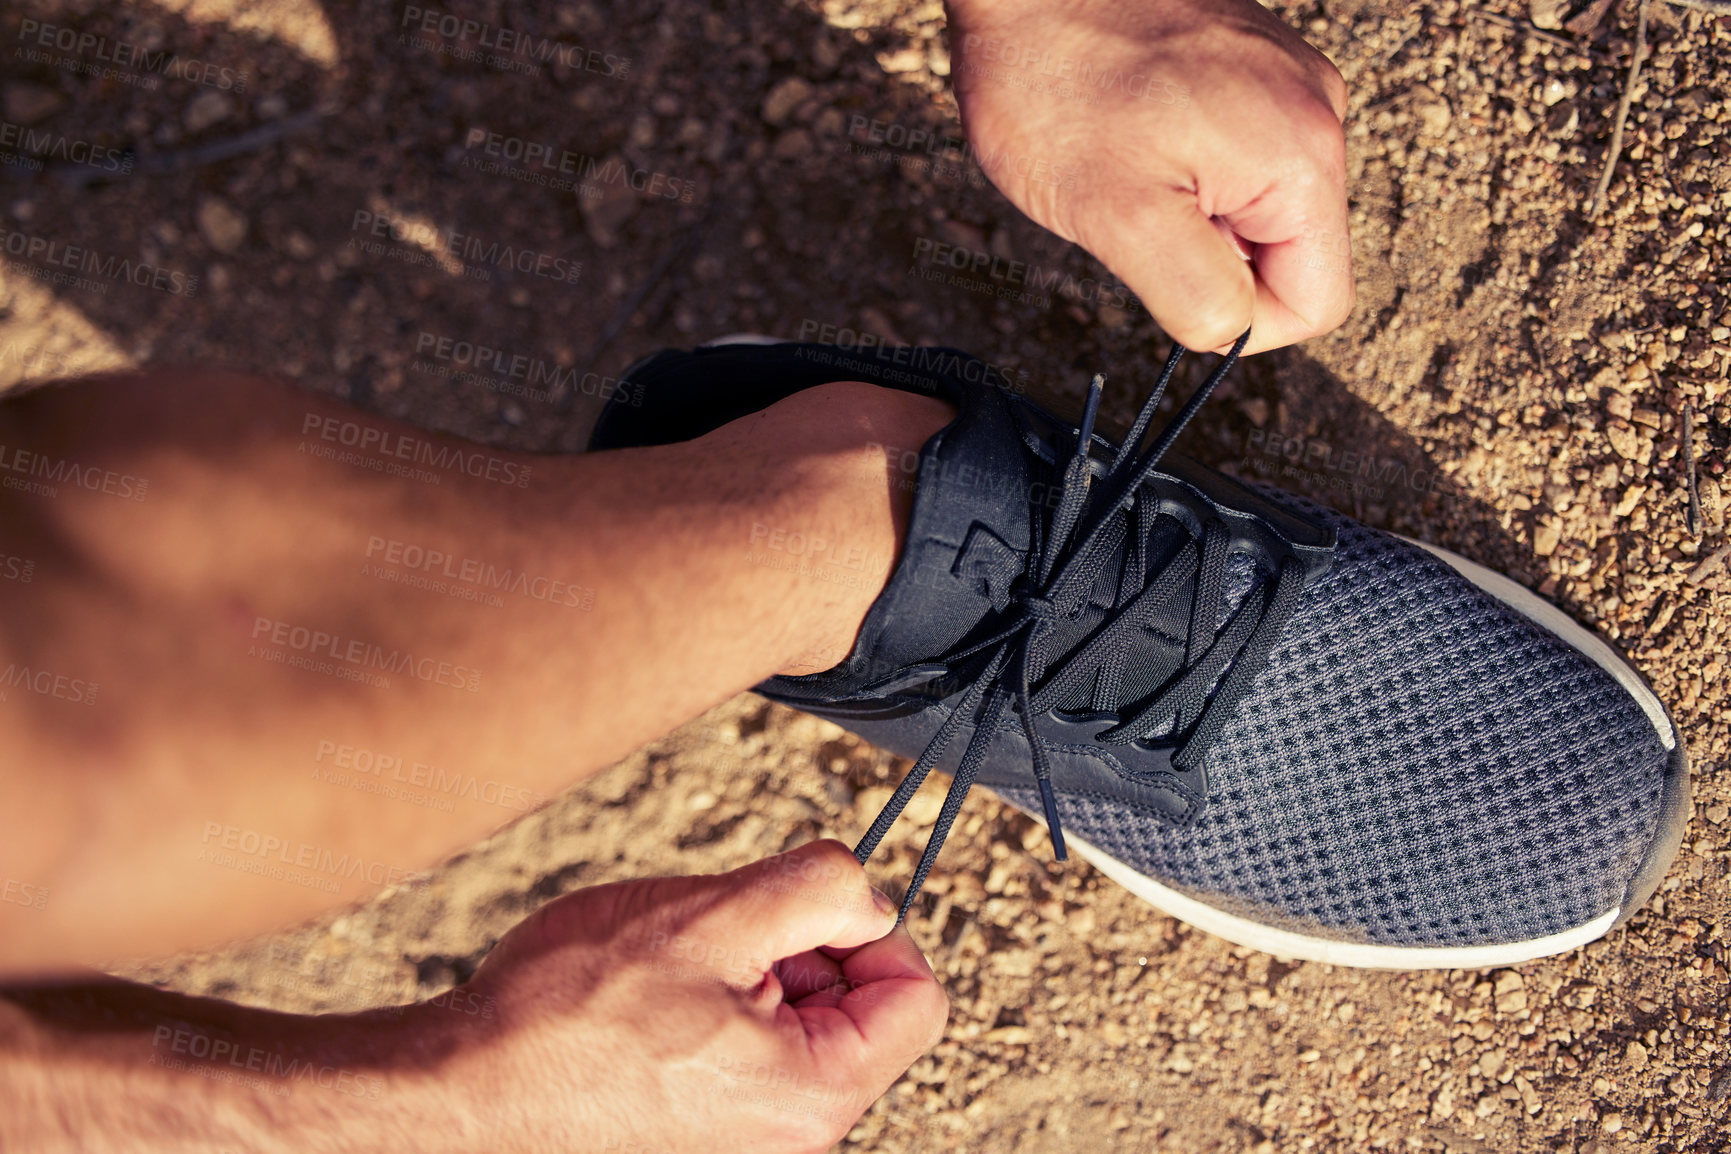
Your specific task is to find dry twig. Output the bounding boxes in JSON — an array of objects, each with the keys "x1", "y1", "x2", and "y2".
[
  {"x1": 1683, "y1": 403, "x2": 1703, "y2": 537},
  {"x1": 1661, "y1": 0, "x2": 1731, "y2": 14},
  {"x1": 1643, "y1": 593, "x2": 1676, "y2": 636},
  {"x1": 1467, "y1": 7, "x2": 1583, "y2": 50},
  {"x1": 1567, "y1": 0, "x2": 1618, "y2": 36},
  {"x1": 1587, "y1": 0, "x2": 1650, "y2": 220},
  {"x1": 45, "y1": 107, "x2": 330, "y2": 189},
  {"x1": 945, "y1": 914, "x2": 980, "y2": 967},
  {"x1": 1685, "y1": 542, "x2": 1731, "y2": 585}
]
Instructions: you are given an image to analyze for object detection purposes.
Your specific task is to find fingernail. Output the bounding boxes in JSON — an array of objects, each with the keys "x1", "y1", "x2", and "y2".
[{"x1": 871, "y1": 887, "x2": 896, "y2": 918}]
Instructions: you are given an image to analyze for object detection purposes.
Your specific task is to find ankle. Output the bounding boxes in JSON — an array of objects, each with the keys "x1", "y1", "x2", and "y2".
[{"x1": 726, "y1": 381, "x2": 956, "y2": 676}]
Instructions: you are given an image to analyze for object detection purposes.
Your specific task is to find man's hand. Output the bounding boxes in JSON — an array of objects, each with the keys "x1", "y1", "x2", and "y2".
[
  {"x1": 947, "y1": 0, "x2": 1353, "y2": 354},
  {"x1": 447, "y1": 838, "x2": 948, "y2": 1153},
  {"x1": 0, "y1": 841, "x2": 947, "y2": 1154}
]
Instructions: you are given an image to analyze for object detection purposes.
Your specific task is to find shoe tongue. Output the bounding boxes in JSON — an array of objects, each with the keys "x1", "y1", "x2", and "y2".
[
  {"x1": 782, "y1": 381, "x2": 1275, "y2": 709},
  {"x1": 839, "y1": 380, "x2": 1042, "y2": 688},
  {"x1": 1043, "y1": 510, "x2": 1274, "y2": 726}
]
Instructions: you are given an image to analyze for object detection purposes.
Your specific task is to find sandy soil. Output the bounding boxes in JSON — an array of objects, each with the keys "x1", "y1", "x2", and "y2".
[{"x1": 3, "y1": 0, "x2": 1727, "y2": 1149}]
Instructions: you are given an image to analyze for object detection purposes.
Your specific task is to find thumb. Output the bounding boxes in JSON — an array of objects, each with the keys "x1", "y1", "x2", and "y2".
[
  {"x1": 694, "y1": 839, "x2": 898, "y2": 972},
  {"x1": 1090, "y1": 188, "x2": 1256, "y2": 354}
]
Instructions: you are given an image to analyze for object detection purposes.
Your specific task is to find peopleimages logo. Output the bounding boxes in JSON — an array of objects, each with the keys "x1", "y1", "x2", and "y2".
[
  {"x1": 364, "y1": 534, "x2": 597, "y2": 610},
  {"x1": 459, "y1": 127, "x2": 697, "y2": 202},
  {"x1": 910, "y1": 236, "x2": 1141, "y2": 313},
  {"x1": 149, "y1": 1024, "x2": 382, "y2": 1100},
  {"x1": 15, "y1": 19, "x2": 248, "y2": 92},
  {"x1": 314, "y1": 740, "x2": 548, "y2": 814},
  {"x1": 198, "y1": 822, "x2": 428, "y2": 893},
  {"x1": 1, "y1": 877, "x2": 48, "y2": 911},
  {"x1": 0, "y1": 339, "x2": 105, "y2": 379},
  {"x1": 846, "y1": 115, "x2": 1078, "y2": 191},
  {"x1": 0, "y1": 118, "x2": 131, "y2": 173},
  {"x1": 712, "y1": 1054, "x2": 869, "y2": 1123},
  {"x1": 0, "y1": 439, "x2": 150, "y2": 501},
  {"x1": 0, "y1": 663, "x2": 98, "y2": 706},
  {"x1": 956, "y1": 34, "x2": 1190, "y2": 107},
  {"x1": 1239, "y1": 429, "x2": 1446, "y2": 497},
  {"x1": 412, "y1": 332, "x2": 643, "y2": 407},
  {"x1": 792, "y1": 320, "x2": 1032, "y2": 395},
  {"x1": 869, "y1": 438, "x2": 1069, "y2": 513},
  {"x1": 0, "y1": 226, "x2": 196, "y2": 296},
  {"x1": 299, "y1": 412, "x2": 533, "y2": 488},
  {"x1": 399, "y1": 5, "x2": 629, "y2": 78},
  {"x1": 349, "y1": 210, "x2": 583, "y2": 285},
  {"x1": 249, "y1": 616, "x2": 483, "y2": 692}
]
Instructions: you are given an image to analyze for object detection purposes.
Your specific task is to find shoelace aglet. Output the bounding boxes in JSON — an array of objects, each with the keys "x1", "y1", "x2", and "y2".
[
  {"x1": 1036, "y1": 776, "x2": 1068, "y2": 861},
  {"x1": 1078, "y1": 373, "x2": 1104, "y2": 450},
  {"x1": 1038, "y1": 373, "x2": 1107, "y2": 587}
]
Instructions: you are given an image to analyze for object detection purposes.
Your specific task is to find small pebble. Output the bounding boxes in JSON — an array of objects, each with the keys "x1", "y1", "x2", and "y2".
[
  {"x1": 761, "y1": 77, "x2": 813, "y2": 126},
  {"x1": 184, "y1": 90, "x2": 234, "y2": 133},
  {"x1": 2, "y1": 82, "x2": 64, "y2": 124},
  {"x1": 196, "y1": 197, "x2": 248, "y2": 254}
]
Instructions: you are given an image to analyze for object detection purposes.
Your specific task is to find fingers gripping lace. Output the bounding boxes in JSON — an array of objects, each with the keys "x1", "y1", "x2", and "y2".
[{"x1": 858, "y1": 331, "x2": 1307, "y2": 923}]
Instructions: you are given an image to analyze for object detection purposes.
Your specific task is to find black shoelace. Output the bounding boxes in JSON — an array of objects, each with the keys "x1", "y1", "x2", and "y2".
[{"x1": 855, "y1": 331, "x2": 1310, "y2": 921}]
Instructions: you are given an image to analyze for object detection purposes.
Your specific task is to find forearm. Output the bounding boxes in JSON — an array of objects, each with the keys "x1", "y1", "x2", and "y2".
[
  {"x1": 0, "y1": 976, "x2": 473, "y2": 1154},
  {"x1": 1, "y1": 370, "x2": 665, "y2": 965}
]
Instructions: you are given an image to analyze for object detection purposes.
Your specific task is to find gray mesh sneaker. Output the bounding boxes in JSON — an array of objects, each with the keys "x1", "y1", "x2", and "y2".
[{"x1": 591, "y1": 336, "x2": 1690, "y2": 969}]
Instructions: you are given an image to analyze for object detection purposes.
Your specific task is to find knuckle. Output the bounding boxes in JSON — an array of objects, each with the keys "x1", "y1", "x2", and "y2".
[
  {"x1": 638, "y1": 881, "x2": 733, "y2": 955},
  {"x1": 1317, "y1": 132, "x2": 1348, "y2": 179},
  {"x1": 1299, "y1": 285, "x2": 1355, "y2": 343},
  {"x1": 918, "y1": 981, "x2": 952, "y2": 1039},
  {"x1": 798, "y1": 838, "x2": 868, "y2": 887},
  {"x1": 823, "y1": 1103, "x2": 864, "y2": 1147},
  {"x1": 1288, "y1": 129, "x2": 1346, "y2": 188},
  {"x1": 1326, "y1": 282, "x2": 1357, "y2": 329},
  {"x1": 1281, "y1": 95, "x2": 1346, "y2": 166},
  {"x1": 1318, "y1": 60, "x2": 1349, "y2": 114},
  {"x1": 765, "y1": 1099, "x2": 851, "y2": 1152},
  {"x1": 810, "y1": 1117, "x2": 855, "y2": 1152},
  {"x1": 1295, "y1": 36, "x2": 1348, "y2": 113},
  {"x1": 1172, "y1": 311, "x2": 1248, "y2": 355}
]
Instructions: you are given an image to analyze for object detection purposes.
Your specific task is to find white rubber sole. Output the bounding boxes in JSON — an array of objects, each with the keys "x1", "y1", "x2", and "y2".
[
  {"x1": 1053, "y1": 536, "x2": 1684, "y2": 970},
  {"x1": 1064, "y1": 829, "x2": 1621, "y2": 970}
]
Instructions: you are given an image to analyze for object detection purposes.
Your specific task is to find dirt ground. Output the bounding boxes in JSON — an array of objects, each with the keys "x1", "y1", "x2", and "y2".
[{"x1": 3, "y1": 0, "x2": 1728, "y2": 1149}]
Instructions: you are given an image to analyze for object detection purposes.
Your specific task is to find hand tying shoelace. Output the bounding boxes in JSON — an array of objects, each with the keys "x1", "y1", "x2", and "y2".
[{"x1": 854, "y1": 330, "x2": 1311, "y2": 922}]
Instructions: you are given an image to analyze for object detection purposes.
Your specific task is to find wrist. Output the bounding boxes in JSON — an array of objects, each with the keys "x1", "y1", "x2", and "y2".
[
  {"x1": 1, "y1": 982, "x2": 482, "y2": 1154},
  {"x1": 158, "y1": 1001, "x2": 476, "y2": 1154},
  {"x1": 197, "y1": 1001, "x2": 491, "y2": 1154},
  {"x1": 336, "y1": 1002, "x2": 494, "y2": 1154}
]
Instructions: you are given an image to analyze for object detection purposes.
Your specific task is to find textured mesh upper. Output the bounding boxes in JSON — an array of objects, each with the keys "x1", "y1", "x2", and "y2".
[{"x1": 992, "y1": 492, "x2": 1668, "y2": 947}]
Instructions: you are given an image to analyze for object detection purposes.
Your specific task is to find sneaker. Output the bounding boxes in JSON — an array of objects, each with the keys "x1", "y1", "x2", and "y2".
[{"x1": 591, "y1": 337, "x2": 1691, "y2": 969}]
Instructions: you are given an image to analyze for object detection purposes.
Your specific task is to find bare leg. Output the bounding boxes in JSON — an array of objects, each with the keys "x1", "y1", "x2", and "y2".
[{"x1": 0, "y1": 370, "x2": 954, "y2": 970}]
